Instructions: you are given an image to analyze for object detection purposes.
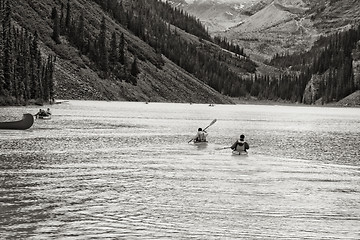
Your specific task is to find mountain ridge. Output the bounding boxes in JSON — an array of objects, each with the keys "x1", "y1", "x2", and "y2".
[{"x1": 173, "y1": 0, "x2": 360, "y2": 61}]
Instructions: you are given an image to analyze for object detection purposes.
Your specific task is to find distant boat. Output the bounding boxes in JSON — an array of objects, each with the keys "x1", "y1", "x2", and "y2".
[
  {"x1": 38, "y1": 115, "x2": 51, "y2": 120},
  {"x1": 0, "y1": 113, "x2": 34, "y2": 130}
]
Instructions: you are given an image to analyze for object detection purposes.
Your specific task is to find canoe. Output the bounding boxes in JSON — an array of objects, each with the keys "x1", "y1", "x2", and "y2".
[
  {"x1": 232, "y1": 150, "x2": 248, "y2": 156},
  {"x1": 0, "y1": 113, "x2": 34, "y2": 130}
]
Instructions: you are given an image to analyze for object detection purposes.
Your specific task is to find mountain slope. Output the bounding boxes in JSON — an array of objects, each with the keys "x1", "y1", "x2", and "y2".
[
  {"x1": 305, "y1": 0, "x2": 360, "y2": 33},
  {"x1": 222, "y1": 0, "x2": 317, "y2": 62},
  {"x1": 167, "y1": 0, "x2": 263, "y2": 33},
  {"x1": 7, "y1": 0, "x2": 238, "y2": 104},
  {"x1": 178, "y1": 0, "x2": 360, "y2": 62}
]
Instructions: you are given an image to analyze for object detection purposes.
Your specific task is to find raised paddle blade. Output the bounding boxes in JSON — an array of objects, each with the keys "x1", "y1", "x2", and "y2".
[{"x1": 203, "y1": 119, "x2": 217, "y2": 131}]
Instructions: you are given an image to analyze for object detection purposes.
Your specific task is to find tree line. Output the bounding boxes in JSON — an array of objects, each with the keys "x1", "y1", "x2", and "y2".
[{"x1": 0, "y1": 0, "x2": 56, "y2": 105}]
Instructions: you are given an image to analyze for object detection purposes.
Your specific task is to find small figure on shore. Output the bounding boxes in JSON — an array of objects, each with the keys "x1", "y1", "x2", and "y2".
[
  {"x1": 231, "y1": 134, "x2": 250, "y2": 153},
  {"x1": 193, "y1": 128, "x2": 208, "y2": 143}
]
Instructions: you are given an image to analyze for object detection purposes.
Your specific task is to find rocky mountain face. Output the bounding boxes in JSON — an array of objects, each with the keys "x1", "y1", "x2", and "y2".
[
  {"x1": 166, "y1": 0, "x2": 260, "y2": 33},
  {"x1": 224, "y1": 0, "x2": 315, "y2": 62},
  {"x1": 174, "y1": 0, "x2": 360, "y2": 61}
]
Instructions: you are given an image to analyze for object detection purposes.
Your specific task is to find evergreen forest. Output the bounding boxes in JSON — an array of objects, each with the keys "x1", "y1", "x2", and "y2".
[
  {"x1": 0, "y1": 0, "x2": 56, "y2": 105},
  {"x1": 268, "y1": 25, "x2": 360, "y2": 104}
]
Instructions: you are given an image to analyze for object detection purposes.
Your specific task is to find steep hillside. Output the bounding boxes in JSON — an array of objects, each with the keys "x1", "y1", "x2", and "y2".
[
  {"x1": 5, "y1": 0, "x2": 242, "y2": 104},
  {"x1": 223, "y1": 0, "x2": 317, "y2": 62},
  {"x1": 305, "y1": 0, "x2": 360, "y2": 33}
]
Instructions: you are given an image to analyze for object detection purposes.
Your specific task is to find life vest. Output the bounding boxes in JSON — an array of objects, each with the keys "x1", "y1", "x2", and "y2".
[
  {"x1": 235, "y1": 140, "x2": 246, "y2": 152},
  {"x1": 195, "y1": 131, "x2": 207, "y2": 142}
]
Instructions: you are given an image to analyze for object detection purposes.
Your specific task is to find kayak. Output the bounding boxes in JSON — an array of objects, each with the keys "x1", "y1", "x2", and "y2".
[
  {"x1": 190, "y1": 141, "x2": 208, "y2": 148},
  {"x1": 0, "y1": 113, "x2": 34, "y2": 130},
  {"x1": 232, "y1": 150, "x2": 248, "y2": 155}
]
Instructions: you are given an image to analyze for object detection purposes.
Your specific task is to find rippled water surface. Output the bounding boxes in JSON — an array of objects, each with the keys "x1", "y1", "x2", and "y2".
[{"x1": 1, "y1": 101, "x2": 360, "y2": 239}]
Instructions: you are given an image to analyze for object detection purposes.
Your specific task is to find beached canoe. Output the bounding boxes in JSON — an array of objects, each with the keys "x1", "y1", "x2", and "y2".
[{"x1": 0, "y1": 113, "x2": 34, "y2": 130}]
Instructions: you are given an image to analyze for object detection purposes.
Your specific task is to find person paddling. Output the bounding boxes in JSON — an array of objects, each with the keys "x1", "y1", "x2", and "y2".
[
  {"x1": 231, "y1": 134, "x2": 249, "y2": 153},
  {"x1": 192, "y1": 128, "x2": 208, "y2": 143},
  {"x1": 188, "y1": 119, "x2": 216, "y2": 143}
]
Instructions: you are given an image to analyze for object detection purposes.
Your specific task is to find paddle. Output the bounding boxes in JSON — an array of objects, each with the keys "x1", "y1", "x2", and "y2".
[
  {"x1": 203, "y1": 119, "x2": 217, "y2": 131},
  {"x1": 188, "y1": 119, "x2": 217, "y2": 143},
  {"x1": 215, "y1": 146, "x2": 232, "y2": 150},
  {"x1": 216, "y1": 145, "x2": 256, "y2": 150}
]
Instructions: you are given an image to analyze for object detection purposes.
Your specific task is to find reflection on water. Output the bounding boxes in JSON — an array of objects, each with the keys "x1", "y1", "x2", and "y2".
[{"x1": 1, "y1": 101, "x2": 360, "y2": 239}]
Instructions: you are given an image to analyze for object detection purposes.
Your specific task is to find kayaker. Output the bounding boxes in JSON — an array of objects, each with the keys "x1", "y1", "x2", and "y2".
[
  {"x1": 231, "y1": 134, "x2": 249, "y2": 153},
  {"x1": 193, "y1": 128, "x2": 208, "y2": 142},
  {"x1": 46, "y1": 108, "x2": 52, "y2": 115}
]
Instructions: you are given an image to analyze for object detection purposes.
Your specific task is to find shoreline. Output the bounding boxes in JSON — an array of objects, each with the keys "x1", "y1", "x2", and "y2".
[
  {"x1": 230, "y1": 97, "x2": 360, "y2": 108},
  {"x1": 1, "y1": 97, "x2": 359, "y2": 108}
]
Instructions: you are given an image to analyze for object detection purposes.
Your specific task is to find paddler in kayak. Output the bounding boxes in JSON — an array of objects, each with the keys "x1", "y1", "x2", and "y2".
[
  {"x1": 231, "y1": 134, "x2": 249, "y2": 154},
  {"x1": 192, "y1": 128, "x2": 208, "y2": 143}
]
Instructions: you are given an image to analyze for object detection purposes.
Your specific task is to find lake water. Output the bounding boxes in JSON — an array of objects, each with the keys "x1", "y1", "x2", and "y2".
[{"x1": 1, "y1": 101, "x2": 360, "y2": 239}]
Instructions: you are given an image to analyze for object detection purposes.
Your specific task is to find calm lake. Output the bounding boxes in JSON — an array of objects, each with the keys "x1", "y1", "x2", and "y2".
[{"x1": 1, "y1": 101, "x2": 360, "y2": 239}]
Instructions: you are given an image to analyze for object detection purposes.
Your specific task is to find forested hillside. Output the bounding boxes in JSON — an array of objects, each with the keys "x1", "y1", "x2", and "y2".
[
  {"x1": 268, "y1": 20, "x2": 360, "y2": 104},
  {"x1": 0, "y1": 0, "x2": 56, "y2": 105},
  {"x1": 0, "y1": 0, "x2": 259, "y2": 105}
]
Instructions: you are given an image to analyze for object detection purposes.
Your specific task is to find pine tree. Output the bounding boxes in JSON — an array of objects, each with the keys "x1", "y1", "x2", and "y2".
[
  {"x1": 51, "y1": 7, "x2": 61, "y2": 44},
  {"x1": 0, "y1": 0, "x2": 4, "y2": 94},
  {"x1": 98, "y1": 16, "x2": 108, "y2": 77},
  {"x1": 118, "y1": 33, "x2": 125, "y2": 65},
  {"x1": 47, "y1": 55, "x2": 56, "y2": 102},
  {"x1": 65, "y1": 0, "x2": 71, "y2": 29},
  {"x1": 109, "y1": 32, "x2": 118, "y2": 69},
  {"x1": 30, "y1": 31, "x2": 40, "y2": 99},
  {"x1": 59, "y1": 3, "x2": 65, "y2": 34},
  {"x1": 3, "y1": 0, "x2": 13, "y2": 93},
  {"x1": 77, "y1": 11, "x2": 85, "y2": 53},
  {"x1": 130, "y1": 56, "x2": 139, "y2": 77}
]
